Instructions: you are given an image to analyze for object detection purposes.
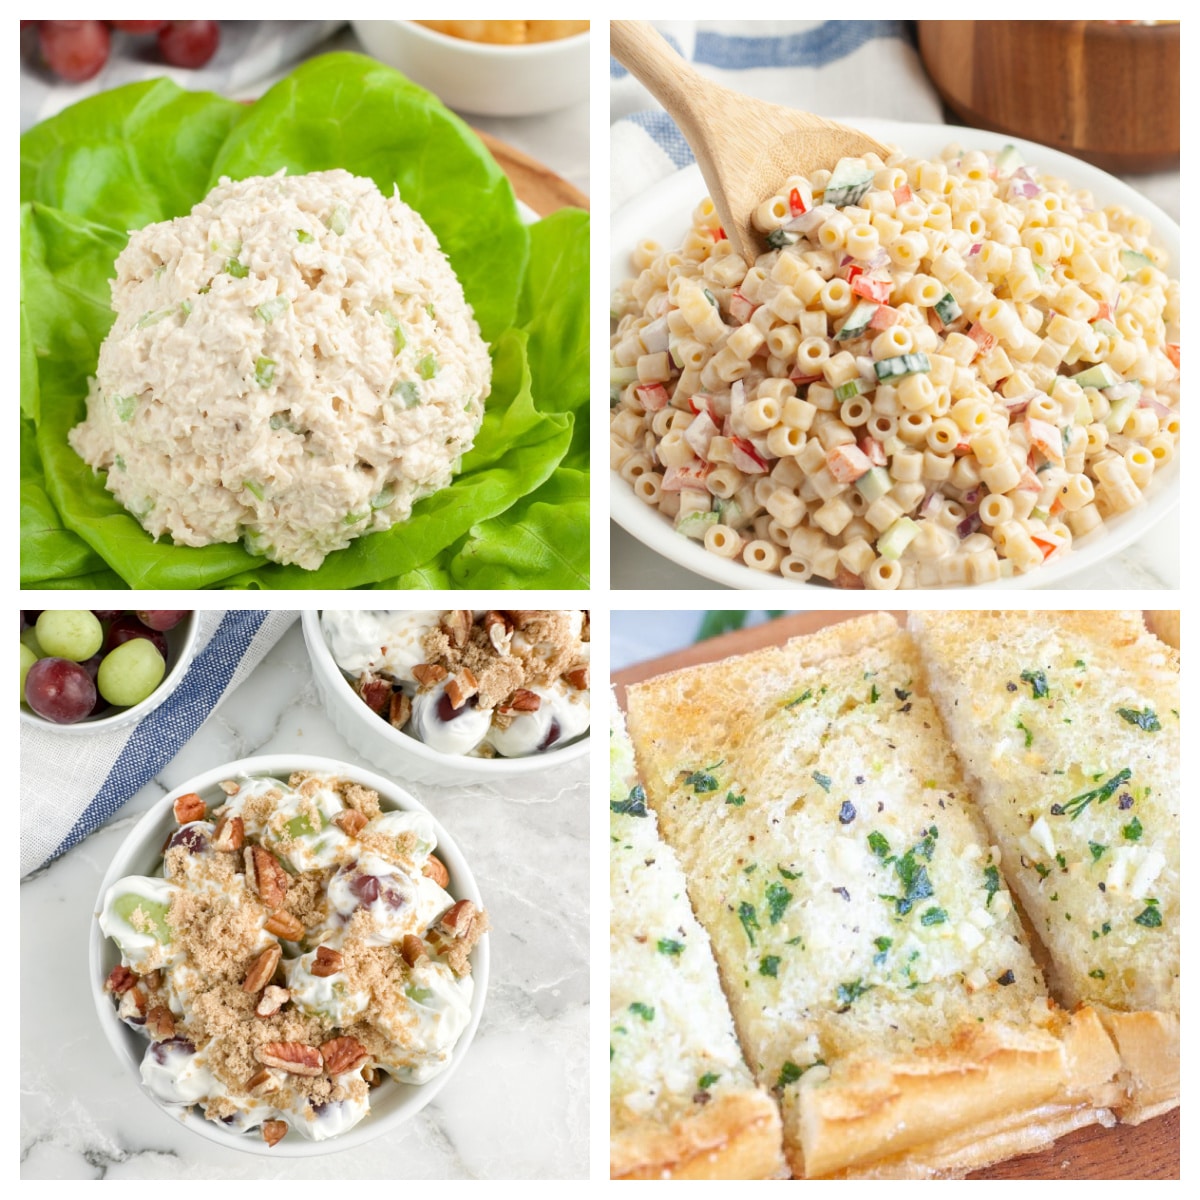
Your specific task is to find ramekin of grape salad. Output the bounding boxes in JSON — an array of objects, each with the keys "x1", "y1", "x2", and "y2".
[
  {"x1": 91, "y1": 756, "x2": 488, "y2": 1156},
  {"x1": 610, "y1": 130, "x2": 1179, "y2": 590}
]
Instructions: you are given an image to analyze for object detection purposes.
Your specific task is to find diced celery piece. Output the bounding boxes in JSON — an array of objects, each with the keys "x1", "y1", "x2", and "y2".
[
  {"x1": 1103, "y1": 392, "x2": 1139, "y2": 433},
  {"x1": 325, "y1": 204, "x2": 349, "y2": 235},
  {"x1": 874, "y1": 353, "x2": 931, "y2": 383},
  {"x1": 419, "y1": 354, "x2": 439, "y2": 380},
  {"x1": 676, "y1": 511, "x2": 718, "y2": 540},
  {"x1": 255, "y1": 296, "x2": 290, "y2": 323},
  {"x1": 380, "y1": 310, "x2": 407, "y2": 354},
  {"x1": 371, "y1": 485, "x2": 394, "y2": 510},
  {"x1": 1090, "y1": 319, "x2": 1118, "y2": 338},
  {"x1": 835, "y1": 378, "x2": 865, "y2": 402},
  {"x1": 136, "y1": 307, "x2": 175, "y2": 329},
  {"x1": 243, "y1": 480, "x2": 265, "y2": 502},
  {"x1": 1072, "y1": 362, "x2": 1120, "y2": 390},
  {"x1": 995, "y1": 144, "x2": 1024, "y2": 174},
  {"x1": 1120, "y1": 248, "x2": 1154, "y2": 276},
  {"x1": 855, "y1": 466, "x2": 892, "y2": 503},
  {"x1": 254, "y1": 357, "x2": 276, "y2": 388},
  {"x1": 225, "y1": 258, "x2": 249, "y2": 278},
  {"x1": 714, "y1": 498, "x2": 742, "y2": 527},
  {"x1": 877, "y1": 516, "x2": 918, "y2": 560},
  {"x1": 296, "y1": 229, "x2": 314, "y2": 244},
  {"x1": 391, "y1": 380, "x2": 421, "y2": 408},
  {"x1": 112, "y1": 394, "x2": 137, "y2": 422}
]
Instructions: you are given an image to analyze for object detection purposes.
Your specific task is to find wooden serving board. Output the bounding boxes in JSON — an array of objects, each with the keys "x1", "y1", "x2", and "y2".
[
  {"x1": 476, "y1": 129, "x2": 588, "y2": 216},
  {"x1": 611, "y1": 611, "x2": 1179, "y2": 1180}
]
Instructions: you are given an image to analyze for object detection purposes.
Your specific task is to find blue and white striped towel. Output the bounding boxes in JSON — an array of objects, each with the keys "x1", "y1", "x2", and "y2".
[
  {"x1": 611, "y1": 21, "x2": 944, "y2": 213},
  {"x1": 20, "y1": 610, "x2": 296, "y2": 876}
]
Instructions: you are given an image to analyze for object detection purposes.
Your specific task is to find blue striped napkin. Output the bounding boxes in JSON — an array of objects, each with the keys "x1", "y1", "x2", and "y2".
[
  {"x1": 610, "y1": 20, "x2": 945, "y2": 212},
  {"x1": 21, "y1": 610, "x2": 297, "y2": 876}
]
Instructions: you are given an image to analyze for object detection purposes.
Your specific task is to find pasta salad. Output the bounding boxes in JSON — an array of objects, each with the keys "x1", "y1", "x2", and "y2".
[{"x1": 610, "y1": 144, "x2": 1179, "y2": 588}]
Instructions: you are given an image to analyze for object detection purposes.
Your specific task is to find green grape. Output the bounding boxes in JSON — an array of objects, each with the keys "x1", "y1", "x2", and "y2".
[
  {"x1": 19, "y1": 644, "x2": 37, "y2": 703},
  {"x1": 97, "y1": 638, "x2": 166, "y2": 707},
  {"x1": 20, "y1": 627, "x2": 44, "y2": 658},
  {"x1": 111, "y1": 893, "x2": 172, "y2": 943},
  {"x1": 35, "y1": 610, "x2": 103, "y2": 662}
]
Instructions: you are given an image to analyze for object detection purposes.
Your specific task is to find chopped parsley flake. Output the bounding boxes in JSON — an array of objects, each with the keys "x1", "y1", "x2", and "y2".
[
  {"x1": 657, "y1": 938, "x2": 685, "y2": 956},
  {"x1": 868, "y1": 831, "x2": 891, "y2": 858},
  {"x1": 725, "y1": 791, "x2": 745, "y2": 807},
  {"x1": 869, "y1": 684, "x2": 880, "y2": 703},
  {"x1": 1089, "y1": 969, "x2": 1106, "y2": 979},
  {"x1": 983, "y1": 864, "x2": 1001, "y2": 906},
  {"x1": 698, "y1": 1072, "x2": 720, "y2": 1090},
  {"x1": 836, "y1": 979, "x2": 871, "y2": 1007},
  {"x1": 1117, "y1": 706, "x2": 1161, "y2": 731},
  {"x1": 1016, "y1": 718, "x2": 1033, "y2": 748},
  {"x1": 813, "y1": 771, "x2": 832, "y2": 793},
  {"x1": 785, "y1": 689, "x2": 813, "y2": 708},
  {"x1": 1123, "y1": 816, "x2": 1143, "y2": 842},
  {"x1": 778, "y1": 866, "x2": 802, "y2": 880},
  {"x1": 737, "y1": 901, "x2": 759, "y2": 946},
  {"x1": 610, "y1": 784, "x2": 647, "y2": 817},
  {"x1": 765, "y1": 882, "x2": 792, "y2": 925},
  {"x1": 776, "y1": 1061, "x2": 802, "y2": 1088},
  {"x1": 920, "y1": 906, "x2": 948, "y2": 926},
  {"x1": 890, "y1": 845, "x2": 935, "y2": 916},
  {"x1": 873, "y1": 936, "x2": 892, "y2": 966},
  {"x1": 683, "y1": 762, "x2": 723, "y2": 794},
  {"x1": 1052, "y1": 768, "x2": 1132, "y2": 820},
  {"x1": 1020, "y1": 669, "x2": 1049, "y2": 698},
  {"x1": 759, "y1": 955, "x2": 781, "y2": 977},
  {"x1": 629, "y1": 1002, "x2": 654, "y2": 1021},
  {"x1": 1133, "y1": 902, "x2": 1162, "y2": 928},
  {"x1": 1089, "y1": 841, "x2": 1107, "y2": 862}
]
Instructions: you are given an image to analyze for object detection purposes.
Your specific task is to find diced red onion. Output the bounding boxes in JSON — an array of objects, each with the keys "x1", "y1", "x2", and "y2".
[
  {"x1": 956, "y1": 511, "x2": 983, "y2": 538},
  {"x1": 1138, "y1": 394, "x2": 1173, "y2": 418}
]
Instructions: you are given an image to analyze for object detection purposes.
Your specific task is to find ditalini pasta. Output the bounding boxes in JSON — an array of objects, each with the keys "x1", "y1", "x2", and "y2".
[{"x1": 610, "y1": 145, "x2": 1180, "y2": 588}]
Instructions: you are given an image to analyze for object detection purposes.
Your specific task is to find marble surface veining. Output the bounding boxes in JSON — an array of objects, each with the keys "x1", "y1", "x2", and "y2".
[{"x1": 20, "y1": 621, "x2": 589, "y2": 1179}]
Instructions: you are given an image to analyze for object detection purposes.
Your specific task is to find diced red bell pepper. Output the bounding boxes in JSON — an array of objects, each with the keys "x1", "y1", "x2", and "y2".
[
  {"x1": 1030, "y1": 535, "x2": 1060, "y2": 561},
  {"x1": 893, "y1": 184, "x2": 912, "y2": 206},
  {"x1": 1093, "y1": 301, "x2": 1114, "y2": 323},
  {"x1": 967, "y1": 323, "x2": 996, "y2": 354},
  {"x1": 636, "y1": 383, "x2": 670, "y2": 412},
  {"x1": 868, "y1": 305, "x2": 900, "y2": 330},
  {"x1": 845, "y1": 264, "x2": 864, "y2": 286},
  {"x1": 826, "y1": 442, "x2": 872, "y2": 483},
  {"x1": 714, "y1": 226, "x2": 727, "y2": 242},
  {"x1": 729, "y1": 290, "x2": 755, "y2": 324},
  {"x1": 789, "y1": 187, "x2": 807, "y2": 216},
  {"x1": 661, "y1": 462, "x2": 712, "y2": 492},
  {"x1": 851, "y1": 275, "x2": 893, "y2": 303},
  {"x1": 858, "y1": 435, "x2": 887, "y2": 466},
  {"x1": 1166, "y1": 343, "x2": 1180, "y2": 369},
  {"x1": 731, "y1": 436, "x2": 769, "y2": 474}
]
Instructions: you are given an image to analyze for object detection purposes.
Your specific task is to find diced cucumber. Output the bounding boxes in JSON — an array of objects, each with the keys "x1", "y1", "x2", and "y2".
[
  {"x1": 611, "y1": 357, "x2": 639, "y2": 388},
  {"x1": 855, "y1": 466, "x2": 893, "y2": 503},
  {"x1": 714, "y1": 499, "x2": 745, "y2": 529},
  {"x1": 877, "y1": 516, "x2": 918, "y2": 560},
  {"x1": 1090, "y1": 319, "x2": 1118, "y2": 338},
  {"x1": 824, "y1": 158, "x2": 875, "y2": 208},
  {"x1": 1103, "y1": 392, "x2": 1139, "y2": 433},
  {"x1": 676, "y1": 511, "x2": 718, "y2": 540},
  {"x1": 874, "y1": 352, "x2": 931, "y2": 383},
  {"x1": 766, "y1": 228, "x2": 799, "y2": 250},
  {"x1": 837, "y1": 299, "x2": 879, "y2": 341},
  {"x1": 835, "y1": 377, "x2": 867, "y2": 402},
  {"x1": 994, "y1": 144, "x2": 1024, "y2": 175},
  {"x1": 1072, "y1": 362, "x2": 1120, "y2": 390},
  {"x1": 933, "y1": 291, "x2": 961, "y2": 324},
  {"x1": 1120, "y1": 248, "x2": 1154, "y2": 276}
]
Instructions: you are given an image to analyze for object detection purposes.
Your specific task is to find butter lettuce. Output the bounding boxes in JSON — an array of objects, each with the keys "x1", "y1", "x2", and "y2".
[{"x1": 20, "y1": 53, "x2": 589, "y2": 589}]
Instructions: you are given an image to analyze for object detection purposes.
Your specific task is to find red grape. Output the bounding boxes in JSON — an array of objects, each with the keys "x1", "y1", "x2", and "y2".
[
  {"x1": 135, "y1": 610, "x2": 189, "y2": 632},
  {"x1": 25, "y1": 657, "x2": 97, "y2": 724},
  {"x1": 104, "y1": 614, "x2": 167, "y2": 659},
  {"x1": 108, "y1": 20, "x2": 168, "y2": 34},
  {"x1": 39, "y1": 20, "x2": 110, "y2": 82},
  {"x1": 157, "y1": 20, "x2": 219, "y2": 69},
  {"x1": 91, "y1": 610, "x2": 125, "y2": 622}
]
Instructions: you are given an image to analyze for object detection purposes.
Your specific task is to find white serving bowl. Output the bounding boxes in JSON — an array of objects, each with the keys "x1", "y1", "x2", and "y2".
[
  {"x1": 20, "y1": 611, "x2": 201, "y2": 734},
  {"x1": 351, "y1": 20, "x2": 590, "y2": 117},
  {"x1": 302, "y1": 611, "x2": 591, "y2": 786},
  {"x1": 610, "y1": 119, "x2": 1180, "y2": 591},
  {"x1": 89, "y1": 753, "x2": 489, "y2": 1157}
]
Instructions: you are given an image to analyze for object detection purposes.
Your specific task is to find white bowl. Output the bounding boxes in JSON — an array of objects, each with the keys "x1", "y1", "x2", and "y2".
[
  {"x1": 610, "y1": 119, "x2": 1181, "y2": 591},
  {"x1": 351, "y1": 20, "x2": 590, "y2": 117},
  {"x1": 20, "y1": 611, "x2": 200, "y2": 733},
  {"x1": 89, "y1": 753, "x2": 489, "y2": 1157},
  {"x1": 302, "y1": 611, "x2": 591, "y2": 786}
]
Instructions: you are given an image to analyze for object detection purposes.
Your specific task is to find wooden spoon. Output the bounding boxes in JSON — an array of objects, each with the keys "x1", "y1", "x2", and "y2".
[{"x1": 611, "y1": 20, "x2": 894, "y2": 262}]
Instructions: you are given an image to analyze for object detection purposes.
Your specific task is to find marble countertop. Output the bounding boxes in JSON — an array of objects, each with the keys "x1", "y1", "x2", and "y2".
[{"x1": 20, "y1": 618, "x2": 589, "y2": 1179}]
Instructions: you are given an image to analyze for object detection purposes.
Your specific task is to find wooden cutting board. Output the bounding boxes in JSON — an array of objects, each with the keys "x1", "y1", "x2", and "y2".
[
  {"x1": 611, "y1": 611, "x2": 1179, "y2": 1180},
  {"x1": 476, "y1": 129, "x2": 588, "y2": 215}
]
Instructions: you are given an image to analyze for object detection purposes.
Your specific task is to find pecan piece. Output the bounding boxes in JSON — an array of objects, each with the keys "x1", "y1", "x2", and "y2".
[
  {"x1": 412, "y1": 662, "x2": 448, "y2": 687},
  {"x1": 172, "y1": 792, "x2": 206, "y2": 825},
  {"x1": 422, "y1": 854, "x2": 449, "y2": 889},
  {"x1": 320, "y1": 1035, "x2": 369, "y2": 1076},
  {"x1": 257, "y1": 1042, "x2": 323, "y2": 1076},
  {"x1": 566, "y1": 666, "x2": 590, "y2": 691},
  {"x1": 242, "y1": 944, "x2": 282, "y2": 993},
  {"x1": 483, "y1": 610, "x2": 513, "y2": 653},
  {"x1": 445, "y1": 669, "x2": 479, "y2": 710},
  {"x1": 438, "y1": 899, "x2": 477, "y2": 939},
  {"x1": 401, "y1": 933, "x2": 428, "y2": 968},
  {"x1": 264, "y1": 910, "x2": 305, "y2": 940},
  {"x1": 334, "y1": 809, "x2": 368, "y2": 837},
  {"x1": 362, "y1": 1066, "x2": 382, "y2": 1088},
  {"x1": 310, "y1": 945, "x2": 344, "y2": 977},
  {"x1": 388, "y1": 689, "x2": 412, "y2": 729},
  {"x1": 104, "y1": 964, "x2": 138, "y2": 995},
  {"x1": 355, "y1": 673, "x2": 392, "y2": 715},
  {"x1": 143, "y1": 969, "x2": 162, "y2": 992},
  {"x1": 501, "y1": 688, "x2": 541, "y2": 714},
  {"x1": 245, "y1": 845, "x2": 289, "y2": 908},
  {"x1": 246, "y1": 1067, "x2": 280, "y2": 1095},
  {"x1": 118, "y1": 986, "x2": 147, "y2": 1022},
  {"x1": 261, "y1": 1120, "x2": 288, "y2": 1147},
  {"x1": 212, "y1": 814, "x2": 245, "y2": 852},
  {"x1": 256, "y1": 985, "x2": 290, "y2": 1018},
  {"x1": 145, "y1": 1005, "x2": 176, "y2": 1040},
  {"x1": 440, "y1": 609, "x2": 473, "y2": 649}
]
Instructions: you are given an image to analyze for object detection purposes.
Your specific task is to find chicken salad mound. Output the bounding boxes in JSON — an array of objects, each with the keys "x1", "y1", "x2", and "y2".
[{"x1": 69, "y1": 169, "x2": 492, "y2": 570}]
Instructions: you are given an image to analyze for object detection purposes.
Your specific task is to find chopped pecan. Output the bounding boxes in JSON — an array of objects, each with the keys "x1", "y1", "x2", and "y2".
[
  {"x1": 438, "y1": 899, "x2": 477, "y2": 939},
  {"x1": 334, "y1": 809, "x2": 368, "y2": 837},
  {"x1": 483, "y1": 610, "x2": 513, "y2": 653},
  {"x1": 242, "y1": 944, "x2": 282, "y2": 993},
  {"x1": 257, "y1": 1042, "x2": 323, "y2": 1076},
  {"x1": 566, "y1": 666, "x2": 589, "y2": 691},
  {"x1": 412, "y1": 662, "x2": 448, "y2": 687},
  {"x1": 212, "y1": 814, "x2": 245, "y2": 852},
  {"x1": 172, "y1": 792, "x2": 206, "y2": 825},
  {"x1": 501, "y1": 688, "x2": 541, "y2": 714},
  {"x1": 401, "y1": 933, "x2": 428, "y2": 968},
  {"x1": 445, "y1": 670, "x2": 479, "y2": 710},
  {"x1": 264, "y1": 910, "x2": 305, "y2": 941},
  {"x1": 355, "y1": 673, "x2": 392, "y2": 715},
  {"x1": 256, "y1": 985, "x2": 290, "y2": 1018},
  {"x1": 246, "y1": 845, "x2": 289, "y2": 908},
  {"x1": 388, "y1": 690, "x2": 412, "y2": 729},
  {"x1": 310, "y1": 945, "x2": 344, "y2": 977},
  {"x1": 422, "y1": 854, "x2": 449, "y2": 889},
  {"x1": 362, "y1": 1066, "x2": 382, "y2": 1088},
  {"x1": 104, "y1": 964, "x2": 138, "y2": 995},
  {"x1": 218, "y1": 779, "x2": 241, "y2": 796},
  {"x1": 145, "y1": 1005, "x2": 176, "y2": 1040},
  {"x1": 261, "y1": 1120, "x2": 288, "y2": 1147},
  {"x1": 118, "y1": 986, "x2": 147, "y2": 1021},
  {"x1": 246, "y1": 1067, "x2": 280, "y2": 1095},
  {"x1": 143, "y1": 969, "x2": 162, "y2": 991},
  {"x1": 320, "y1": 1035, "x2": 369, "y2": 1076},
  {"x1": 439, "y1": 609, "x2": 473, "y2": 649}
]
